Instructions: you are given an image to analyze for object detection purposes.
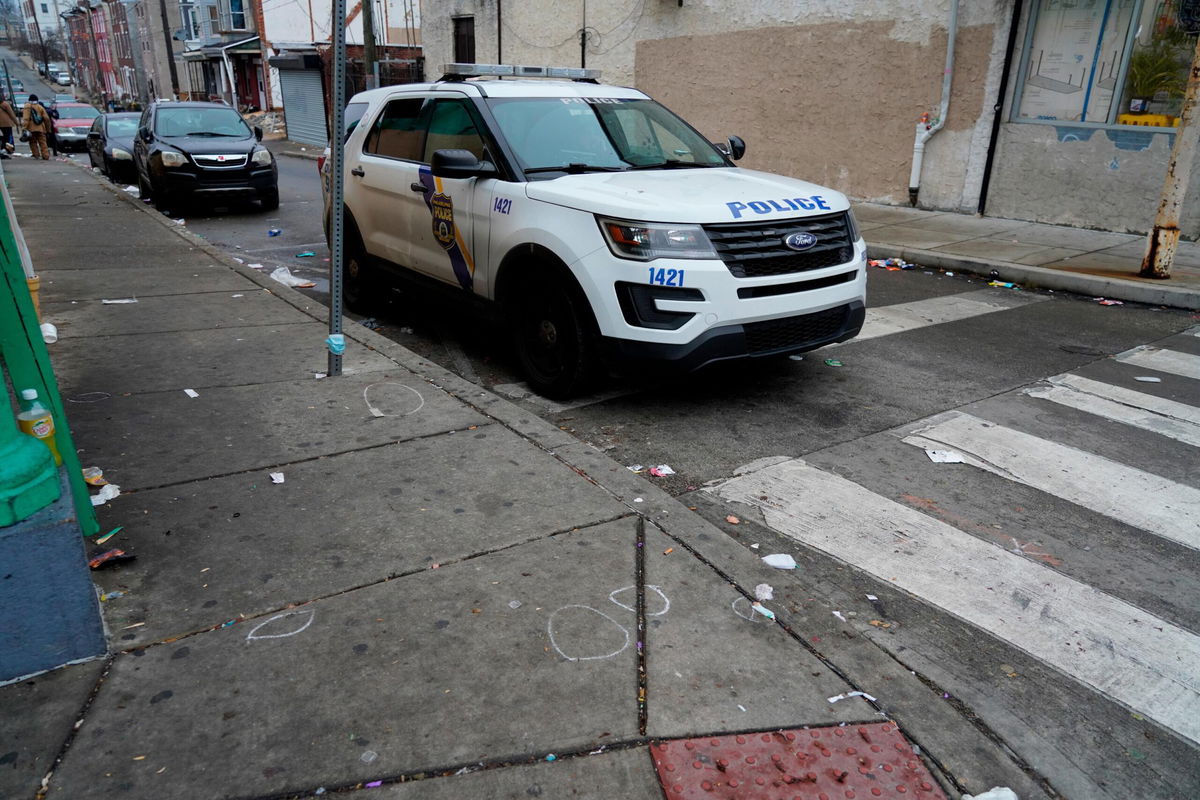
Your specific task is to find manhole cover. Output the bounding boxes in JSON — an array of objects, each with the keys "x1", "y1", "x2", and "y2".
[{"x1": 651, "y1": 722, "x2": 947, "y2": 799}]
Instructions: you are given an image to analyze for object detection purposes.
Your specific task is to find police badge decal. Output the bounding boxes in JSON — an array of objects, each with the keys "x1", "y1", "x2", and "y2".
[{"x1": 431, "y1": 192, "x2": 456, "y2": 250}]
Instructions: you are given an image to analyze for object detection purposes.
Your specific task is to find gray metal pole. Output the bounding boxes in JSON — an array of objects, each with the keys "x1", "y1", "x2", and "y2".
[
  {"x1": 1141, "y1": 34, "x2": 1200, "y2": 280},
  {"x1": 328, "y1": 0, "x2": 347, "y2": 376}
]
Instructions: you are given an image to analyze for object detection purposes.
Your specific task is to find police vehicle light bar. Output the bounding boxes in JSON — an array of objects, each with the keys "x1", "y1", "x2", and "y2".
[{"x1": 442, "y1": 63, "x2": 602, "y2": 81}]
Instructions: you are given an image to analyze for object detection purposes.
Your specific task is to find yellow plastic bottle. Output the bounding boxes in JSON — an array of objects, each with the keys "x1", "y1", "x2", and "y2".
[{"x1": 17, "y1": 389, "x2": 62, "y2": 466}]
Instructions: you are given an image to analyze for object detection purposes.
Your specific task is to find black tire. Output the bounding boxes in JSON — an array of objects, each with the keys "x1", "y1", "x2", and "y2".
[
  {"x1": 152, "y1": 181, "x2": 174, "y2": 215},
  {"x1": 136, "y1": 171, "x2": 152, "y2": 202},
  {"x1": 510, "y1": 271, "x2": 598, "y2": 399},
  {"x1": 259, "y1": 188, "x2": 279, "y2": 211},
  {"x1": 342, "y1": 241, "x2": 377, "y2": 314}
]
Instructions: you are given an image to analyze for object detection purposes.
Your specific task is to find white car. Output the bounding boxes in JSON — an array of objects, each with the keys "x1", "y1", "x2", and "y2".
[
  {"x1": 55, "y1": 73, "x2": 71, "y2": 86},
  {"x1": 324, "y1": 64, "x2": 866, "y2": 397}
]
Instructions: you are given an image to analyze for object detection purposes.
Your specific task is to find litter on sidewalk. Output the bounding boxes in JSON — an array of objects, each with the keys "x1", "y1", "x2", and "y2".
[
  {"x1": 89, "y1": 548, "x2": 135, "y2": 569},
  {"x1": 762, "y1": 553, "x2": 797, "y2": 569},
  {"x1": 827, "y1": 690, "x2": 877, "y2": 704},
  {"x1": 648, "y1": 464, "x2": 675, "y2": 477},
  {"x1": 90, "y1": 483, "x2": 121, "y2": 507},
  {"x1": 101, "y1": 298, "x2": 138, "y2": 304},
  {"x1": 963, "y1": 790, "x2": 1019, "y2": 800},
  {"x1": 925, "y1": 449, "x2": 964, "y2": 463},
  {"x1": 270, "y1": 266, "x2": 315, "y2": 288}
]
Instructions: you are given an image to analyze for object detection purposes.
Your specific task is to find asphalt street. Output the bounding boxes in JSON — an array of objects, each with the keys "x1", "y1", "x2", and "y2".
[
  {"x1": 9, "y1": 59, "x2": 1199, "y2": 795},
  {"x1": 146, "y1": 145, "x2": 1200, "y2": 798}
]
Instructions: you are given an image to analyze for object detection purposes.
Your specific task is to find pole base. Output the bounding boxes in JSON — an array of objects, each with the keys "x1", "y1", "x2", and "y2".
[{"x1": 0, "y1": 432, "x2": 60, "y2": 527}]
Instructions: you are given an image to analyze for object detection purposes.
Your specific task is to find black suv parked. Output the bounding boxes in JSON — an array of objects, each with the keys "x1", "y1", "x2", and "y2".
[{"x1": 133, "y1": 101, "x2": 278, "y2": 214}]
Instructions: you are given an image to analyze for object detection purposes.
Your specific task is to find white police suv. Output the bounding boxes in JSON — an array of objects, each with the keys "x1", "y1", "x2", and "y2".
[{"x1": 327, "y1": 64, "x2": 866, "y2": 398}]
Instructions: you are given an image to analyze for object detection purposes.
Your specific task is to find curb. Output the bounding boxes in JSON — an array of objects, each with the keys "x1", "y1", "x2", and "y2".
[
  {"x1": 868, "y1": 243, "x2": 1200, "y2": 311},
  {"x1": 280, "y1": 149, "x2": 320, "y2": 162}
]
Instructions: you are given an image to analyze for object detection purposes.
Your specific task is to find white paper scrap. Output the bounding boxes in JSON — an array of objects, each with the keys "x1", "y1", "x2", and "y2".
[
  {"x1": 832, "y1": 611, "x2": 847, "y2": 622},
  {"x1": 270, "y1": 472, "x2": 285, "y2": 484},
  {"x1": 231, "y1": 294, "x2": 244, "y2": 298},
  {"x1": 183, "y1": 389, "x2": 199, "y2": 398},
  {"x1": 101, "y1": 298, "x2": 138, "y2": 304},
  {"x1": 925, "y1": 449, "x2": 964, "y2": 463},
  {"x1": 1135, "y1": 376, "x2": 1162, "y2": 383},
  {"x1": 247, "y1": 263, "x2": 264, "y2": 269},
  {"x1": 754, "y1": 583, "x2": 774, "y2": 601},
  {"x1": 866, "y1": 594, "x2": 878, "y2": 601},
  {"x1": 650, "y1": 464, "x2": 676, "y2": 476},
  {"x1": 761, "y1": 553, "x2": 797, "y2": 570},
  {"x1": 90, "y1": 483, "x2": 121, "y2": 507},
  {"x1": 270, "y1": 266, "x2": 315, "y2": 288},
  {"x1": 827, "y1": 690, "x2": 877, "y2": 704}
]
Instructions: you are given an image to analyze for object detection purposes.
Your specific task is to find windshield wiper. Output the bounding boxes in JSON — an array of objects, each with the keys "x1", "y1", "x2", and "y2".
[
  {"x1": 626, "y1": 159, "x2": 721, "y2": 170},
  {"x1": 182, "y1": 131, "x2": 243, "y2": 137},
  {"x1": 524, "y1": 163, "x2": 622, "y2": 175}
]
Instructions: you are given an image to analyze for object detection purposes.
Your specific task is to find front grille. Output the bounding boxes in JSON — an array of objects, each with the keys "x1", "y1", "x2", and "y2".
[
  {"x1": 744, "y1": 304, "x2": 850, "y2": 354},
  {"x1": 704, "y1": 212, "x2": 853, "y2": 278},
  {"x1": 193, "y1": 153, "x2": 248, "y2": 169},
  {"x1": 196, "y1": 172, "x2": 254, "y2": 188}
]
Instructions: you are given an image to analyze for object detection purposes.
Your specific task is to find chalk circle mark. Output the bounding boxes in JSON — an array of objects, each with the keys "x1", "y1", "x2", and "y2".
[
  {"x1": 363, "y1": 382, "x2": 425, "y2": 418},
  {"x1": 68, "y1": 392, "x2": 112, "y2": 404},
  {"x1": 547, "y1": 605, "x2": 630, "y2": 662},
  {"x1": 731, "y1": 596, "x2": 765, "y2": 623},
  {"x1": 608, "y1": 585, "x2": 671, "y2": 617},
  {"x1": 246, "y1": 608, "x2": 315, "y2": 642}
]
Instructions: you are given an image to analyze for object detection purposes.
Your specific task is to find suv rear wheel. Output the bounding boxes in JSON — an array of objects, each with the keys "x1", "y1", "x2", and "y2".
[
  {"x1": 342, "y1": 239, "x2": 378, "y2": 314},
  {"x1": 510, "y1": 271, "x2": 598, "y2": 399}
]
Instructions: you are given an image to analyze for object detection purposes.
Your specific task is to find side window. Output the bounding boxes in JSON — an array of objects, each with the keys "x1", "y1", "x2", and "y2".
[
  {"x1": 91, "y1": 117, "x2": 102, "y2": 133},
  {"x1": 423, "y1": 99, "x2": 485, "y2": 162},
  {"x1": 364, "y1": 97, "x2": 425, "y2": 161}
]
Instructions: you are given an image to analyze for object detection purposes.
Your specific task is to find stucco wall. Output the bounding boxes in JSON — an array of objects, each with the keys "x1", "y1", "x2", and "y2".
[
  {"x1": 984, "y1": 123, "x2": 1198, "y2": 236},
  {"x1": 422, "y1": 1, "x2": 1008, "y2": 212}
]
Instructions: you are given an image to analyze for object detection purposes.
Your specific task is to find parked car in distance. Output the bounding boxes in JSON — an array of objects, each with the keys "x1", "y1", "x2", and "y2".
[
  {"x1": 133, "y1": 101, "x2": 278, "y2": 214},
  {"x1": 53, "y1": 93, "x2": 75, "y2": 104},
  {"x1": 55, "y1": 73, "x2": 70, "y2": 86},
  {"x1": 12, "y1": 92, "x2": 29, "y2": 111},
  {"x1": 52, "y1": 102, "x2": 101, "y2": 152},
  {"x1": 9, "y1": 77, "x2": 23, "y2": 91},
  {"x1": 38, "y1": 62, "x2": 58, "y2": 77},
  {"x1": 86, "y1": 112, "x2": 140, "y2": 182}
]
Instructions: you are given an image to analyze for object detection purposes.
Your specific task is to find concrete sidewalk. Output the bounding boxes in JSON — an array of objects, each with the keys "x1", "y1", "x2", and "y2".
[
  {"x1": 860, "y1": 202, "x2": 1200, "y2": 311},
  {"x1": 1, "y1": 160, "x2": 1056, "y2": 800}
]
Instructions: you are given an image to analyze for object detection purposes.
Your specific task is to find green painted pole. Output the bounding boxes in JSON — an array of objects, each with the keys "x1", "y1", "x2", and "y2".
[{"x1": 0, "y1": 169, "x2": 98, "y2": 535}]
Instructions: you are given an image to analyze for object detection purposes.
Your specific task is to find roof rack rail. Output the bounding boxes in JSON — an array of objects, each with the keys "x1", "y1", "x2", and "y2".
[{"x1": 439, "y1": 63, "x2": 601, "y2": 83}]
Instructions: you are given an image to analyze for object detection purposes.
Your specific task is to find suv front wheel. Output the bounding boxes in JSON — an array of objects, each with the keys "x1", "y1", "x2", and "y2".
[{"x1": 510, "y1": 272, "x2": 598, "y2": 399}]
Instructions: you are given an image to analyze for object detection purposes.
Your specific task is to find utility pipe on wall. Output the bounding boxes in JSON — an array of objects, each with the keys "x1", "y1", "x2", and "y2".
[{"x1": 908, "y1": 0, "x2": 959, "y2": 206}]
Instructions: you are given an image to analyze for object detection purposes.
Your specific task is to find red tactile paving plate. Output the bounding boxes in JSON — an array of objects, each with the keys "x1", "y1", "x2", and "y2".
[{"x1": 651, "y1": 722, "x2": 947, "y2": 800}]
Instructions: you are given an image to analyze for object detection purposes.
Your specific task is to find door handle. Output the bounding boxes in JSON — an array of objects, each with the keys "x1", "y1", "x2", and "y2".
[
  {"x1": 350, "y1": 166, "x2": 364, "y2": 177},
  {"x1": 410, "y1": 182, "x2": 428, "y2": 193}
]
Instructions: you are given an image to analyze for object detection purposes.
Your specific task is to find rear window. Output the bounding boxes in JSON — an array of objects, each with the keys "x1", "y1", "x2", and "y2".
[{"x1": 60, "y1": 106, "x2": 99, "y2": 120}]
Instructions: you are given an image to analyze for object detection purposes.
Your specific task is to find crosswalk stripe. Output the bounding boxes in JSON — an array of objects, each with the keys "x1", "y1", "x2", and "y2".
[
  {"x1": 707, "y1": 459, "x2": 1200, "y2": 745},
  {"x1": 1114, "y1": 346, "x2": 1200, "y2": 381},
  {"x1": 902, "y1": 412, "x2": 1200, "y2": 551},
  {"x1": 838, "y1": 289, "x2": 1048, "y2": 345},
  {"x1": 1025, "y1": 375, "x2": 1200, "y2": 448}
]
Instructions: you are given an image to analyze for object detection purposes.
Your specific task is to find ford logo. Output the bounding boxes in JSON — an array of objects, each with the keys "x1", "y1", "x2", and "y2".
[{"x1": 784, "y1": 232, "x2": 818, "y2": 251}]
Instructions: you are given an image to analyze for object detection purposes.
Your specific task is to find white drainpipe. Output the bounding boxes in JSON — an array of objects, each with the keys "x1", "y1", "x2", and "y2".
[{"x1": 908, "y1": 0, "x2": 959, "y2": 206}]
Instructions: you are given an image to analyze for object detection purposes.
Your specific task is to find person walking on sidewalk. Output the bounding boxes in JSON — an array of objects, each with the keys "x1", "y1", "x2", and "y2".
[
  {"x1": 21, "y1": 95, "x2": 51, "y2": 160},
  {"x1": 0, "y1": 95, "x2": 17, "y2": 159}
]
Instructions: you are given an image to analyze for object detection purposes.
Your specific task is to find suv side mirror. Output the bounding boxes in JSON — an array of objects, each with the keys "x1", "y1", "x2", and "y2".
[
  {"x1": 139, "y1": 128, "x2": 152, "y2": 143},
  {"x1": 431, "y1": 148, "x2": 496, "y2": 179},
  {"x1": 727, "y1": 135, "x2": 746, "y2": 161},
  {"x1": 254, "y1": 126, "x2": 263, "y2": 141}
]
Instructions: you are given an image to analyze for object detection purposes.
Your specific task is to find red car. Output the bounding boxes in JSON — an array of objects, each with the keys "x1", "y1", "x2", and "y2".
[{"x1": 51, "y1": 102, "x2": 101, "y2": 152}]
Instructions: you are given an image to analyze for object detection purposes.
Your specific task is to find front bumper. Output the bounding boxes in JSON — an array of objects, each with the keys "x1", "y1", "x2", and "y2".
[
  {"x1": 55, "y1": 132, "x2": 87, "y2": 150},
  {"x1": 161, "y1": 165, "x2": 277, "y2": 198},
  {"x1": 600, "y1": 299, "x2": 865, "y2": 374}
]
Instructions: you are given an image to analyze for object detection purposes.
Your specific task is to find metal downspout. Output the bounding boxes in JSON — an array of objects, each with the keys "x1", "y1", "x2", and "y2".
[
  {"x1": 908, "y1": 0, "x2": 959, "y2": 206},
  {"x1": 977, "y1": 0, "x2": 1023, "y2": 215}
]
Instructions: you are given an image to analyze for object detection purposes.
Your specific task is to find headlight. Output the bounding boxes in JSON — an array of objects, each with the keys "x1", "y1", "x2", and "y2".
[
  {"x1": 597, "y1": 217, "x2": 717, "y2": 261},
  {"x1": 846, "y1": 208, "x2": 861, "y2": 243},
  {"x1": 251, "y1": 148, "x2": 273, "y2": 165},
  {"x1": 110, "y1": 147, "x2": 132, "y2": 160},
  {"x1": 160, "y1": 151, "x2": 187, "y2": 167}
]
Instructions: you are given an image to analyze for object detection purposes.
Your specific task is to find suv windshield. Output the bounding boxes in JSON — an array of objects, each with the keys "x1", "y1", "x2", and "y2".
[
  {"x1": 486, "y1": 97, "x2": 728, "y2": 175},
  {"x1": 108, "y1": 116, "x2": 139, "y2": 136},
  {"x1": 155, "y1": 107, "x2": 250, "y2": 138},
  {"x1": 59, "y1": 106, "x2": 99, "y2": 120}
]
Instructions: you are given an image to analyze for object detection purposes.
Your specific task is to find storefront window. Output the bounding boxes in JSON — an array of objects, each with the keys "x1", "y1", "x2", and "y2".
[{"x1": 1015, "y1": 0, "x2": 1199, "y2": 128}]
